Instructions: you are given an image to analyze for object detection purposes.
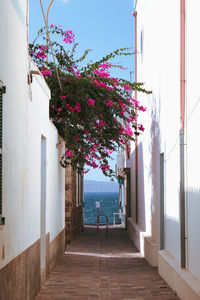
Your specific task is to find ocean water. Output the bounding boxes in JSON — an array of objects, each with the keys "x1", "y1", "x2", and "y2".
[{"x1": 84, "y1": 192, "x2": 119, "y2": 225}]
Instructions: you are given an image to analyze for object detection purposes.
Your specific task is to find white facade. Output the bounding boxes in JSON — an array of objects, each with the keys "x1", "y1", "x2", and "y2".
[
  {"x1": 0, "y1": 1, "x2": 65, "y2": 297},
  {"x1": 124, "y1": 0, "x2": 200, "y2": 298}
]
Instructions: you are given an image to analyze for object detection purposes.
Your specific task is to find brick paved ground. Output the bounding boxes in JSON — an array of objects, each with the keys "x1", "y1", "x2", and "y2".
[{"x1": 35, "y1": 227, "x2": 180, "y2": 300}]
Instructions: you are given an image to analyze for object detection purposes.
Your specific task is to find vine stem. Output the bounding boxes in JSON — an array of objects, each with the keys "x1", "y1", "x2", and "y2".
[{"x1": 39, "y1": 0, "x2": 63, "y2": 92}]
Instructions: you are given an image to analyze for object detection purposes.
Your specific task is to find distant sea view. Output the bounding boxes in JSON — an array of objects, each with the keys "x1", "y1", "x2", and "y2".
[
  {"x1": 84, "y1": 192, "x2": 119, "y2": 225},
  {"x1": 84, "y1": 180, "x2": 119, "y2": 225},
  {"x1": 84, "y1": 180, "x2": 119, "y2": 193}
]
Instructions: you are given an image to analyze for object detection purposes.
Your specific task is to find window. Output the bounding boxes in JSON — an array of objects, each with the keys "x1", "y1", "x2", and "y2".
[{"x1": 0, "y1": 81, "x2": 5, "y2": 225}]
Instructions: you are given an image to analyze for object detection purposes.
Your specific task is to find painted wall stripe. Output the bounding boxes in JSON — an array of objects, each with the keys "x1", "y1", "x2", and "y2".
[{"x1": 10, "y1": 0, "x2": 25, "y2": 26}]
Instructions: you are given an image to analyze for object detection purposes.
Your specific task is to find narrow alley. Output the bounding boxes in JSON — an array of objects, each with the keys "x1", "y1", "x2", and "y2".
[{"x1": 35, "y1": 228, "x2": 179, "y2": 300}]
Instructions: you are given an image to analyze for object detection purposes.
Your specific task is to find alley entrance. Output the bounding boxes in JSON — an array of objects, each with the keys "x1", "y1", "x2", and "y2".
[{"x1": 35, "y1": 228, "x2": 179, "y2": 300}]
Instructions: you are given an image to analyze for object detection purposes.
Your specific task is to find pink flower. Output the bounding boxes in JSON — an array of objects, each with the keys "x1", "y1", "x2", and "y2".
[
  {"x1": 93, "y1": 80, "x2": 107, "y2": 88},
  {"x1": 111, "y1": 77, "x2": 119, "y2": 86},
  {"x1": 118, "y1": 125, "x2": 124, "y2": 134},
  {"x1": 91, "y1": 161, "x2": 98, "y2": 169},
  {"x1": 123, "y1": 84, "x2": 132, "y2": 91},
  {"x1": 92, "y1": 145, "x2": 97, "y2": 152},
  {"x1": 40, "y1": 67, "x2": 52, "y2": 76},
  {"x1": 40, "y1": 45, "x2": 47, "y2": 51},
  {"x1": 119, "y1": 138, "x2": 126, "y2": 145},
  {"x1": 105, "y1": 99, "x2": 113, "y2": 107},
  {"x1": 76, "y1": 70, "x2": 82, "y2": 78},
  {"x1": 100, "y1": 164, "x2": 110, "y2": 172},
  {"x1": 132, "y1": 99, "x2": 139, "y2": 106},
  {"x1": 119, "y1": 66, "x2": 127, "y2": 70},
  {"x1": 87, "y1": 98, "x2": 95, "y2": 106},
  {"x1": 36, "y1": 50, "x2": 46, "y2": 60},
  {"x1": 63, "y1": 30, "x2": 75, "y2": 44},
  {"x1": 82, "y1": 169, "x2": 89, "y2": 174},
  {"x1": 57, "y1": 107, "x2": 62, "y2": 112},
  {"x1": 128, "y1": 116, "x2": 137, "y2": 123},
  {"x1": 60, "y1": 95, "x2": 67, "y2": 100},
  {"x1": 138, "y1": 124, "x2": 145, "y2": 131},
  {"x1": 138, "y1": 106, "x2": 147, "y2": 112},
  {"x1": 65, "y1": 150, "x2": 71, "y2": 157},
  {"x1": 69, "y1": 106, "x2": 75, "y2": 112},
  {"x1": 98, "y1": 62, "x2": 112, "y2": 69},
  {"x1": 74, "y1": 102, "x2": 81, "y2": 112},
  {"x1": 125, "y1": 126, "x2": 133, "y2": 136},
  {"x1": 105, "y1": 148, "x2": 113, "y2": 155},
  {"x1": 120, "y1": 109, "x2": 125, "y2": 116},
  {"x1": 75, "y1": 136, "x2": 80, "y2": 141},
  {"x1": 94, "y1": 69, "x2": 110, "y2": 78}
]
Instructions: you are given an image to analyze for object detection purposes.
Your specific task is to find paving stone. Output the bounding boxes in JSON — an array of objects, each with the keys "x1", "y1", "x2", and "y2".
[{"x1": 35, "y1": 228, "x2": 180, "y2": 300}]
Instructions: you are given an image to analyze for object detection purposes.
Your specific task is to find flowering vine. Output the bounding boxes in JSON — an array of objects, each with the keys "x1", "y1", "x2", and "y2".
[{"x1": 30, "y1": 25, "x2": 150, "y2": 178}]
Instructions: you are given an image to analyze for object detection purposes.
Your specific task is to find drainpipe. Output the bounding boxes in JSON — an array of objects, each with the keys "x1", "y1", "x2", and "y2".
[
  {"x1": 180, "y1": 0, "x2": 186, "y2": 268},
  {"x1": 133, "y1": 11, "x2": 138, "y2": 223}
]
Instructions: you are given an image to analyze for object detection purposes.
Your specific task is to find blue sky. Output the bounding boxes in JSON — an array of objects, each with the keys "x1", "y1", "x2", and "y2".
[{"x1": 29, "y1": 0, "x2": 135, "y2": 182}]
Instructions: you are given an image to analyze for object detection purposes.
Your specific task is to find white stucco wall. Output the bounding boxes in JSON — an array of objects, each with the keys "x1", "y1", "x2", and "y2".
[
  {"x1": 0, "y1": 0, "x2": 65, "y2": 270},
  {"x1": 185, "y1": 0, "x2": 200, "y2": 281},
  {"x1": 133, "y1": 0, "x2": 200, "y2": 285},
  {"x1": 129, "y1": 0, "x2": 181, "y2": 261}
]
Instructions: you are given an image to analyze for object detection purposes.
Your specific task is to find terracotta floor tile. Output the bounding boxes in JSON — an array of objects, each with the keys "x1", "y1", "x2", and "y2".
[{"x1": 35, "y1": 228, "x2": 180, "y2": 300}]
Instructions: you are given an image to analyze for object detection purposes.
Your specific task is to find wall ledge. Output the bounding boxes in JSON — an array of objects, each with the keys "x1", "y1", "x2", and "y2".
[
  {"x1": 144, "y1": 236, "x2": 159, "y2": 266},
  {"x1": 158, "y1": 250, "x2": 200, "y2": 300},
  {"x1": 127, "y1": 218, "x2": 148, "y2": 254}
]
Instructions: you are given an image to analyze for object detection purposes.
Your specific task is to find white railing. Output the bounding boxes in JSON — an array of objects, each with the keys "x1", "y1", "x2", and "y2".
[{"x1": 113, "y1": 212, "x2": 124, "y2": 227}]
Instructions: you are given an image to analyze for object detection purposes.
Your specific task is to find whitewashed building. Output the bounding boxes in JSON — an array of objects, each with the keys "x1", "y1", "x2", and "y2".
[
  {"x1": 0, "y1": 1, "x2": 65, "y2": 299},
  {"x1": 119, "y1": 0, "x2": 200, "y2": 299}
]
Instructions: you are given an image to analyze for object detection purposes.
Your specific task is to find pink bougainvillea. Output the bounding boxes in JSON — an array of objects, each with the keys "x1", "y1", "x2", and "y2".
[
  {"x1": 30, "y1": 25, "x2": 149, "y2": 177},
  {"x1": 87, "y1": 98, "x2": 95, "y2": 106},
  {"x1": 40, "y1": 67, "x2": 52, "y2": 76},
  {"x1": 65, "y1": 150, "x2": 71, "y2": 157}
]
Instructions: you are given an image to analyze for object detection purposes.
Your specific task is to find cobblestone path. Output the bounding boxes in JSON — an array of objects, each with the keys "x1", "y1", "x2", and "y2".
[{"x1": 35, "y1": 228, "x2": 180, "y2": 300}]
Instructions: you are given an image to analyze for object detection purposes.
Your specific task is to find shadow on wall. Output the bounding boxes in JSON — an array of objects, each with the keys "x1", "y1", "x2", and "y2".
[
  {"x1": 164, "y1": 214, "x2": 180, "y2": 262},
  {"x1": 149, "y1": 95, "x2": 160, "y2": 238},
  {"x1": 186, "y1": 188, "x2": 200, "y2": 280},
  {"x1": 130, "y1": 142, "x2": 146, "y2": 232},
  {"x1": 138, "y1": 142, "x2": 146, "y2": 231}
]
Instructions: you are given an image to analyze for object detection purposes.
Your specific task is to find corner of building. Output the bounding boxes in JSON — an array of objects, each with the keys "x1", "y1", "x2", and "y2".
[
  {"x1": 127, "y1": 217, "x2": 148, "y2": 255},
  {"x1": 144, "y1": 237, "x2": 159, "y2": 267}
]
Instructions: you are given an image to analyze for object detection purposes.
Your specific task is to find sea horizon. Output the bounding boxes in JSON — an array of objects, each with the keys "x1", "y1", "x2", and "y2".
[{"x1": 84, "y1": 191, "x2": 120, "y2": 225}]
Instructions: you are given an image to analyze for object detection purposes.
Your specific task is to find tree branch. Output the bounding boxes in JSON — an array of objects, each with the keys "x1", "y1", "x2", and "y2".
[{"x1": 39, "y1": 0, "x2": 63, "y2": 92}]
